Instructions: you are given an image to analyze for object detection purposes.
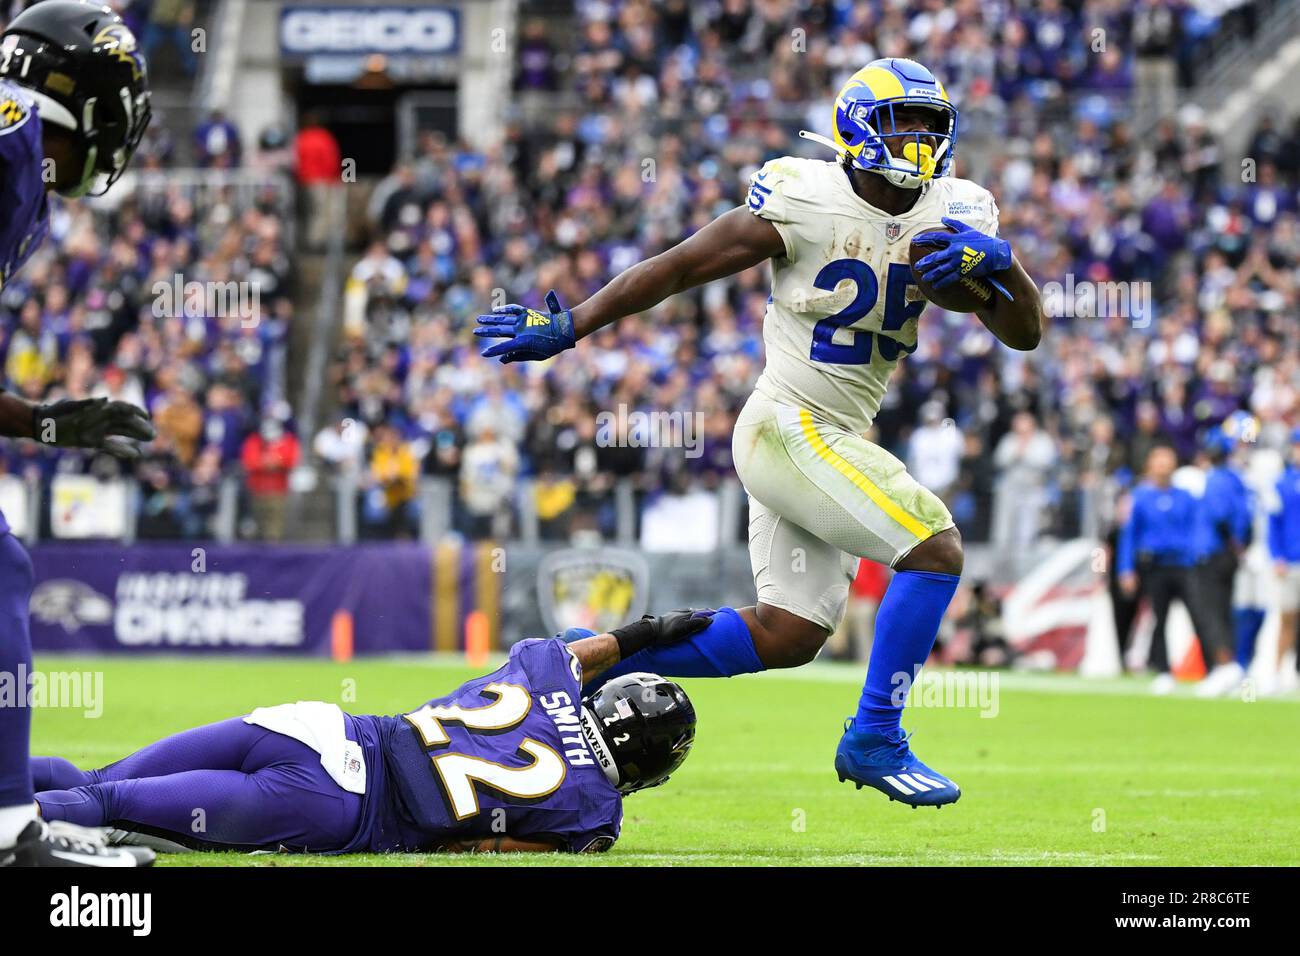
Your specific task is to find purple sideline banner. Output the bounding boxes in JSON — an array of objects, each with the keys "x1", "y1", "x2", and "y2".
[{"x1": 27, "y1": 543, "x2": 434, "y2": 655}]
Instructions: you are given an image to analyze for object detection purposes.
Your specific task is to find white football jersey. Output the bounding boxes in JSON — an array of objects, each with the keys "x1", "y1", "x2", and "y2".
[{"x1": 745, "y1": 156, "x2": 1000, "y2": 433}]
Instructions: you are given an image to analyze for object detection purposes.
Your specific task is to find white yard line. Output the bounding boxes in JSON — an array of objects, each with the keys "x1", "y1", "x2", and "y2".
[
  {"x1": 751, "y1": 664, "x2": 1300, "y2": 702},
  {"x1": 597, "y1": 850, "x2": 1164, "y2": 866}
]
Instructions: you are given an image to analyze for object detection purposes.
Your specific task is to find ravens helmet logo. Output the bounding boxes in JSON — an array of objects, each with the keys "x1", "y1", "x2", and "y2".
[{"x1": 92, "y1": 23, "x2": 145, "y2": 83}]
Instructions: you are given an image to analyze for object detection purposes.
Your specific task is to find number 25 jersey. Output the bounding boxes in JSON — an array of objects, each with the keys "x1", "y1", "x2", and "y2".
[{"x1": 746, "y1": 157, "x2": 999, "y2": 434}]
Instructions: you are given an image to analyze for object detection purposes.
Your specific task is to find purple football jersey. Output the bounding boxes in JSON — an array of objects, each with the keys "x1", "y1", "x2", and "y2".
[
  {"x1": 360, "y1": 638, "x2": 623, "y2": 853},
  {"x1": 0, "y1": 80, "x2": 51, "y2": 292},
  {"x1": 0, "y1": 79, "x2": 52, "y2": 538}
]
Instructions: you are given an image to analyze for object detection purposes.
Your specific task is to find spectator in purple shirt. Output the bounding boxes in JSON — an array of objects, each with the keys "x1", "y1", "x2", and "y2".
[{"x1": 194, "y1": 109, "x2": 242, "y2": 169}]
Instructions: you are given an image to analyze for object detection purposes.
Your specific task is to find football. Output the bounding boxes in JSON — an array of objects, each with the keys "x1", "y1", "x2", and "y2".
[{"x1": 909, "y1": 226, "x2": 996, "y2": 313}]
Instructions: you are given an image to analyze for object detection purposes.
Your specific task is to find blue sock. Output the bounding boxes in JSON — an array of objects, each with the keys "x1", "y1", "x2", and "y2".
[
  {"x1": 1234, "y1": 608, "x2": 1265, "y2": 668},
  {"x1": 582, "y1": 607, "x2": 764, "y2": 694},
  {"x1": 853, "y1": 569, "x2": 960, "y2": 736}
]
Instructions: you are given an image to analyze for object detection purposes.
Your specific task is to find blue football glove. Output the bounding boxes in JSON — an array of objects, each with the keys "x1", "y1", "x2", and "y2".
[
  {"x1": 914, "y1": 216, "x2": 1013, "y2": 294},
  {"x1": 474, "y1": 290, "x2": 576, "y2": 364}
]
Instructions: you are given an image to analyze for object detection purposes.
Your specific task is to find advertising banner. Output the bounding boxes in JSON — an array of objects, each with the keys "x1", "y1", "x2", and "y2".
[{"x1": 28, "y1": 542, "x2": 438, "y2": 656}]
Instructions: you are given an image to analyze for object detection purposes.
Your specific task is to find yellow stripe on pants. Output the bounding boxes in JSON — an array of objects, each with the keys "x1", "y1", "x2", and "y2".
[{"x1": 797, "y1": 408, "x2": 931, "y2": 540}]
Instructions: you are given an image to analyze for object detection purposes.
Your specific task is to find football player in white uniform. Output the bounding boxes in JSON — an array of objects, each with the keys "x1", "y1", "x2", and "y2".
[{"x1": 476, "y1": 59, "x2": 1044, "y2": 807}]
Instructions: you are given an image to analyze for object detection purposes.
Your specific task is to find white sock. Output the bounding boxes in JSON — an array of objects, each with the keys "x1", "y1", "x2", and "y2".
[{"x1": 0, "y1": 802, "x2": 38, "y2": 847}]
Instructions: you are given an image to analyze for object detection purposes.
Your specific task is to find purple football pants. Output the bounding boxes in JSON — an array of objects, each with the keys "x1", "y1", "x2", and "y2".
[
  {"x1": 0, "y1": 533, "x2": 35, "y2": 808},
  {"x1": 34, "y1": 717, "x2": 363, "y2": 852}
]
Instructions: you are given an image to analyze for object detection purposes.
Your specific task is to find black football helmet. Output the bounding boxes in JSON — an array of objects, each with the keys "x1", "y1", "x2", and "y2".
[
  {"x1": 0, "y1": 0, "x2": 151, "y2": 197},
  {"x1": 581, "y1": 672, "x2": 696, "y2": 794}
]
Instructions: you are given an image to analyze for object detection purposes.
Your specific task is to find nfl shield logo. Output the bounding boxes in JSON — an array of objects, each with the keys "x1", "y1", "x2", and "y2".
[
  {"x1": 885, "y1": 221, "x2": 902, "y2": 242},
  {"x1": 536, "y1": 547, "x2": 650, "y2": 636}
]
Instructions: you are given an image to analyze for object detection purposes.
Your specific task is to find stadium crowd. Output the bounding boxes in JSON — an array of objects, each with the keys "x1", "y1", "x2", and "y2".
[
  {"x1": 5, "y1": 0, "x2": 1296, "y2": 564},
  {"x1": 0, "y1": 153, "x2": 296, "y2": 539},
  {"x1": 325, "y1": 0, "x2": 1299, "y2": 561},
  {"x1": 0, "y1": 0, "x2": 305, "y2": 540}
]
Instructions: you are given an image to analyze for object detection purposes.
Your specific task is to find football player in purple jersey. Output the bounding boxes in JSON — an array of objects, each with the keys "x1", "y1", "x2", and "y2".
[
  {"x1": 0, "y1": 2, "x2": 154, "y2": 868},
  {"x1": 29, "y1": 613, "x2": 709, "y2": 856}
]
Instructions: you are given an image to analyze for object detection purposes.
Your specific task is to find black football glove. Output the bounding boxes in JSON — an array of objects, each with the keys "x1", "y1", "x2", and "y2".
[
  {"x1": 33, "y1": 398, "x2": 157, "y2": 460},
  {"x1": 609, "y1": 608, "x2": 717, "y2": 660}
]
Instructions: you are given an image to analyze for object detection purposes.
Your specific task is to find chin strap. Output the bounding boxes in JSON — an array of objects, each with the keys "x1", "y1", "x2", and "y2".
[
  {"x1": 23, "y1": 90, "x2": 101, "y2": 197},
  {"x1": 57, "y1": 147, "x2": 98, "y2": 198},
  {"x1": 580, "y1": 707, "x2": 622, "y2": 789},
  {"x1": 798, "y1": 129, "x2": 846, "y2": 157},
  {"x1": 24, "y1": 89, "x2": 76, "y2": 131}
]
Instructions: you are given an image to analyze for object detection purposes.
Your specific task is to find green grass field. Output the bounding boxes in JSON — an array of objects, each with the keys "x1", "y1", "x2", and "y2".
[{"x1": 27, "y1": 654, "x2": 1300, "y2": 866}]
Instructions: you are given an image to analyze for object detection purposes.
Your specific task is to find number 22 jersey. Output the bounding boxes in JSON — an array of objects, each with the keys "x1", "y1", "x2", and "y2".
[{"x1": 346, "y1": 638, "x2": 623, "y2": 853}]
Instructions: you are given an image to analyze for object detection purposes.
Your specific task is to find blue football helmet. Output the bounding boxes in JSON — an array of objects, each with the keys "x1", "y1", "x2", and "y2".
[
  {"x1": 1206, "y1": 410, "x2": 1259, "y2": 457},
  {"x1": 801, "y1": 58, "x2": 958, "y2": 189}
]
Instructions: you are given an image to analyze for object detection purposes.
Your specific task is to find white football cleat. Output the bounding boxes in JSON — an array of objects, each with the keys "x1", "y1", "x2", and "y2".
[
  {"x1": 1195, "y1": 663, "x2": 1245, "y2": 698},
  {"x1": 1, "y1": 818, "x2": 153, "y2": 867}
]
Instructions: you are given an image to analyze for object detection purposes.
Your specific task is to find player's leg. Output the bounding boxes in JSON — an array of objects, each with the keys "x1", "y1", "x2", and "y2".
[
  {"x1": 0, "y1": 533, "x2": 38, "y2": 850},
  {"x1": 599, "y1": 394, "x2": 955, "y2": 685},
  {"x1": 30, "y1": 714, "x2": 264, "y2": 830},
  {"x1": 1234, "y1": 606, "x2": 1266, "y2": 669},
  {"x1": 1174, "y1": 564, "x2": 1229, "y2": 679},
  {"x1": 1193, "y1": 551, "x2": 1245, "y2": 696},
  {"x1": 1230, "y1": 561, "x2": 1266, "y2": 671},
  {"x1": 734, "y1": 397, "x2": 962, "y2": 805},
  {"x1": 37, "y1": 768, "x2": 361, "y2": 852},
  {"x1": 32, "y1": 715, "x2": 276, "y2": 792},
  {"x1": 36, "y1": 721, "x2": 361, "y2": 852},
  {"x1": 733, "y1": 516, "x2": 961, "y2": 727},
  {"x1": 588, "y1": 395, "x2": 962, "y2": 805},
  {"x1": 1271, "y1": 569, "x2": 1300, "y2": 694},
  {"x1": 734, "y1": 400, "x2": 960, "y2": 706},
  {"x1": 1144, "y1": 566, "x2": 1176, "y2": 692},
  {"x1": 584, "y1": 499, "x2": 847, "y2": 692},
  {"x1": 0, "y1": 533, "x2": 143, "y2": 866},
  {"x1": 580, "y1": 496, "x2": 797, "y2": 690},
  {"x1": 1204, "y1": 552, "x2": 1238, "y2": 665},
  {"x1": 29, "y1": 757, "x2": 90, "y2": 792}
]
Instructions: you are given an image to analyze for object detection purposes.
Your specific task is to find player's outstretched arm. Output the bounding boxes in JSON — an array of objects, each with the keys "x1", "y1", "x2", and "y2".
[
  {"x1": 570, "y1": 206, "x2": 785, "y2": 339},
  {"x1": 568, "y1": 632, "x2": 623, "y2": 682},
  {"x1": 475, "y1": 208, "x2": 785, "y2": 365},
  {"x1": 567, "y1": 609, "x2": 714, "y2": 683},
  {"x1": 0, "y1": 392, "x2": 36, "y2": 440},
  {"x1": 0, "y1": 390, "x2": 156, "y2": 458}
]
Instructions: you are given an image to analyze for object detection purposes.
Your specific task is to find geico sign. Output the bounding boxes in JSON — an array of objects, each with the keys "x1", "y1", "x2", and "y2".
[{"x1": 280, "y1": 7, "x2": 459, "y2": 55}]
